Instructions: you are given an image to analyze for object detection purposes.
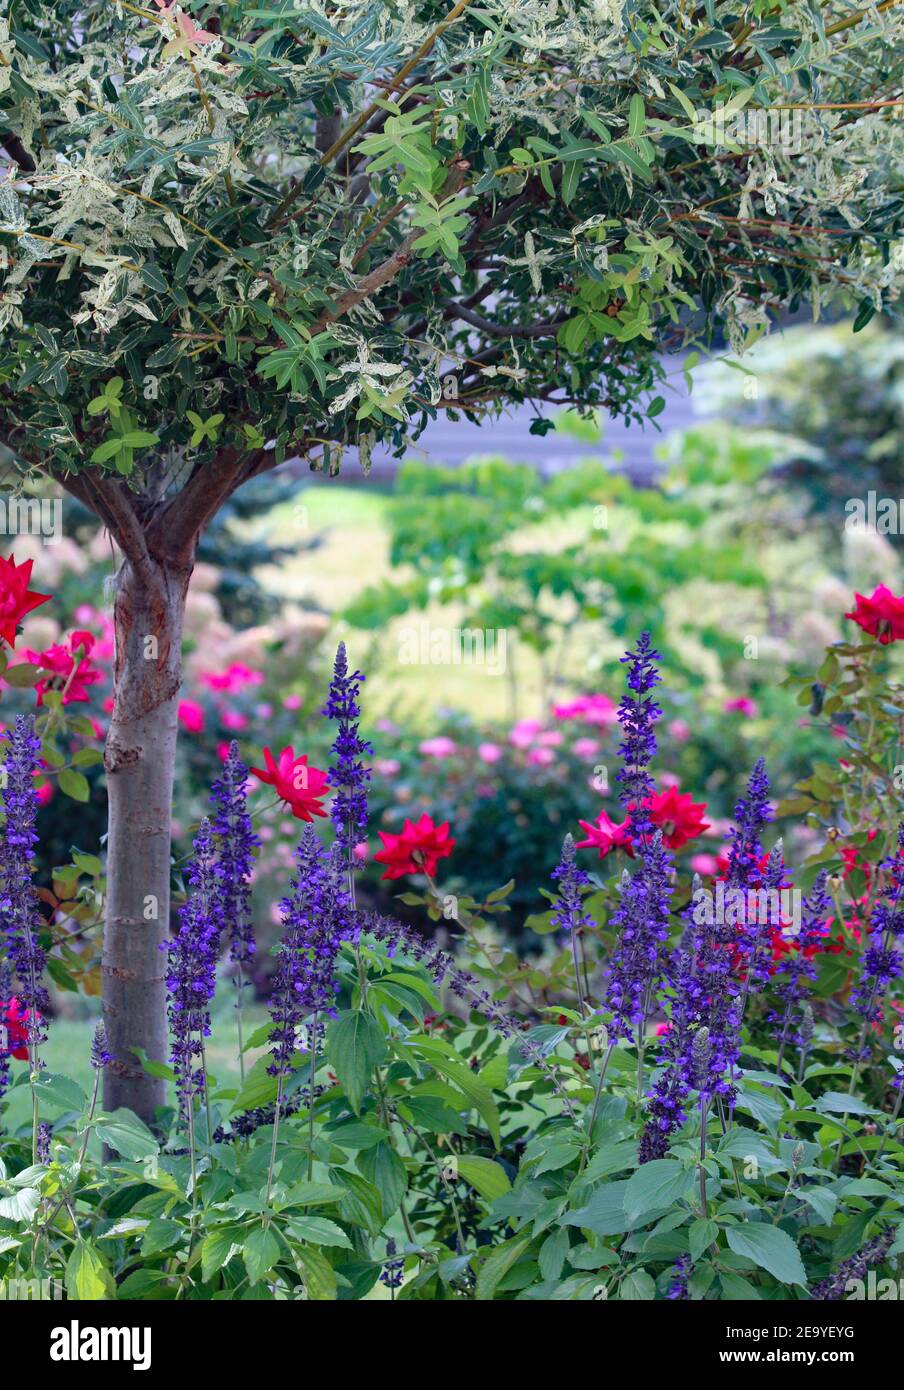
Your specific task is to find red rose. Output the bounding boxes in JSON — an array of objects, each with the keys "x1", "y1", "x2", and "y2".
[
  {"x1": 374, "y1": 813, "x2": 455, "y2": 880},
  {"x1": 642, "y1": 786, "x2": 710, "y2": 850},
  {"x1": 0, "y1": 554, "x2": 51, "y2": 648},
  {"x1": 250, "y1": 746, "x2": 330, "y2": 821},
  {"x1": 845, "y1": 584, "x2": 904, "y2": 645},
  {"x1": 575, "y1": 808, "x2": 635, "y2": 859},
  {"x1": 25, "y1": 633, "x2": 103, "y2": 707},
  {"x1": 1, "y1": 997, "x2": 35, "y2": 1060}
]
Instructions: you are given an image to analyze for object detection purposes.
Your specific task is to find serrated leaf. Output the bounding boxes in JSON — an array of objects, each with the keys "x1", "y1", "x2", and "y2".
[
  {"x1": 456, "y1": 1156, "x2": 512, "y2": 1202},
  {"x1": 624, "y1": 1160, "x2": 694, "y2": 1219},
  {"x1": 476, "y1": 1233, "x2": 532, "y2": 1301},
  {"x1": 326, "y1": 1010, "x2": 386, "y2": 1114},
  {"x1": 286, "y1": 1216, "x2": 353, "y2": 1249},
  {"x1": 66, "y1": 1241, "x2": 113, "y2": 1300},
  {"x1": 726, "y1": 1224, "x2": 807, "y2": 1289},
  {"x1": 243, "y1": 1224, "x2": 280, "y2": 1284}
]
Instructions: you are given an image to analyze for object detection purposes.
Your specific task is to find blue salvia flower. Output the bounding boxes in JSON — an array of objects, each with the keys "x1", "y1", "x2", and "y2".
[
  {"x1": 687, "y1": 873, "x2": 743, "y2": 1106},
  {"x1": 606, "y1": 830, "x2": 673, "y2": 1042},
  {"x1": 90, "y1": 1020, "x2": 114, "y2": 1071},
  {"x1": 724, "y1": 757, "x2": 772, "y2": 890},
  {"x1": 322, "y1": 643, "x2": 372, "y2": 869},
  {"x1": 770, "y1": 871, "x2": 831, "y2": 1066},
  {"x1": 810, "y1": 1228, "x2": 894, "y2": 1300},
  {"x1": 163, "y1": 818, "x2": 222, "y2": 1112},
  {"x1": 638, "y1": 948, "x2": 696, "y2": 1162},
  {"x1": 615, "y1": 630, "x2": 662, "y2": 836},
  {"x1": 604, "y1": 635, "x2": 673, "y2": 1043},
  {"x1": 551, "y1": 834, "x2": 595, "y2": 1014},
  {"x1": 849, "y1": 824, "x2": 904, "y2": 1068},
  {"x1": 0, "y1": 960, "x2": 13, "y2": 1101},
  {"x1": 741, "y1": 840, "x2": 791, "y2": 997},
  {"x1": 0, "y1": 714, "x2": 49, "y2": 1055},
  {"x1": 666, "y1": 1254, "x2": 694, "y2": 1300},
  {"x1": 210, "y1": 741, "x2": 259, "y2": 966},
  {"x1": 36, "y1": 1121, "x2": 51, "y2": 1164},
  {"x1": 268, "y1": 829, "x2": 354, "y2": 1080},
  {"x1": 380, "y1": 1238, "x2": 405, "y2": 1291}
]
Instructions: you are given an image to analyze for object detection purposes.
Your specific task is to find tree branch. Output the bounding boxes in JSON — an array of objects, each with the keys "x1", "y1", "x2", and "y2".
[
  {"x1": 54, "y1": 470, "x2": 155, "y2": 584},
  {"x1": 443, "y1": 302, "x2": 567, "y2": 339},
  {"x1": 146, "y1": 446, "x2": 249, "y2": 561},
  {"x1": 312, "y1": 161, "x2": 469, "y2": 333},
  {"x1": 0, "y1": 132, "x2": 36, "y2": 172}
]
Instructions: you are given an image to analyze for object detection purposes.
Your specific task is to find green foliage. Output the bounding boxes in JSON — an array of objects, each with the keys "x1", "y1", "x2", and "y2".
[
  {"x1": 698, "y1": 321, "x2": 904, "y2": 535},
  {"x1": 1, "y1": 1, "x2": 901, "y2": 486},
  {"x1": 342, "y1": 425, "x2": 846, "y2": 692}
]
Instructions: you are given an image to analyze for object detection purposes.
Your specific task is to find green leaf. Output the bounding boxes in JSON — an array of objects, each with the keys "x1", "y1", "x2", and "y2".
[
  {"x1": 689, "y1": 1217, "x2": 718, "y2": 1262},
  {"x1": 538, "y1": 1227, "x2": 571, "y2": 1281},
  {"x1": 356, "y1": 1142, "x2": 407, "y2": 1217},
  {"x1": 231, "y1": 1055, "x2": 279, "y2": 1112},
  {"x1": 66, "y1": 1241, "x2": 113, "y2": 1300},
  {"x1": 476, "y1": 1234, "x2": 532, "y2": 1301},
  {"x1": 90, "y1": 438, "x2": 123, "y2": 464},
  {"x1": 118, "y1": 430, "x2": 159, "y2": 448},
  {"x1": 456, "y1": 1156, "x2": 512, "y2": 1202},
  {"x1": 726, "y1": 1224, "x2": 807, "y2": 1289},
  {"x1": 94, "y1": 1109, "x2": 159, "y2": 1161},
  {"x1": 3, "y1": 663, "x2": 42, "y2": 688},
  {"x1": 815, "y1": 1092, "x2": 880, "y2": 1116},
  {"x1": 33, "y1": 1071, "x2": 88, "y2": 1112},
  {"x1": 628, "y1": 94, "x2": 646, "y2": 136},
  {"x1": 286, "y1": 1216, "x2": 353, "y2": 1250},
  {"x1": 326, "y1": 1010, "x2": 387, "y2": 1113},
  {"x1": 0, "y1": 1187, "x2": 40, "y2": 1222},
  {"x1": 58, "y1": 769, "x2": 90, "y2": 802},
  {"x1": 623, "y1": 1160, "x2": 694, "y2": 1219},
  {"x1": 282, "y1": 1181, "x2": 347, "y2": 1208},
  {"x1": 201, "y1": 1225, "x2": 244, "y2": 1282},
  {"x1": 619, "y1": 1268, "x2": 655, "y2": 1299},
  {"x1": 141, "y1": 1218, "x2": 184, "y2": 1257},
  {"x1": 243, "y1": 1224, "x2": 280, "y2": 1284},
  {"x1": 296, "y1": 1244, "x2": 337, "y2": 1300},
  {"x1": 799, "y1": 1188, "x2": 838, "y2": 1224},
  {"x1": 417, "y1": 1050, "x2": 501, "y2": 1148}
]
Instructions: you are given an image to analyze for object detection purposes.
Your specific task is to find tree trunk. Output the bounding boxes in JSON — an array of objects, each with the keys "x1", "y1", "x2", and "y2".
[{"x1": 102, "y1": 551, "x2": 191, "y2": 1125}]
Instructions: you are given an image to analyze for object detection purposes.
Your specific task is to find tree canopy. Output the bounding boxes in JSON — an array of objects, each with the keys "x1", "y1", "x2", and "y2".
[{"x1": 0, "y1": 0, "x2": 901, "y2": 540}]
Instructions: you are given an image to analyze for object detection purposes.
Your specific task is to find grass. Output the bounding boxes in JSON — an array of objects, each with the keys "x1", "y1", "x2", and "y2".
[
  {"x1": 254, "y1": 477, "x2": 597, "y2": 726},
  {"x1": 3, "y1": 1001, "x2": 272, "y2": 1143}
]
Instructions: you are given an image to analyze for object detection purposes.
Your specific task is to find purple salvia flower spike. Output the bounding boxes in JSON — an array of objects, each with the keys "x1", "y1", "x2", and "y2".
[
  {"x1": 210, "y1": 740, "x2": 259, "y2": 966},
  {"x1": 163, "y1": 817, "x2": 221, "y2": 1114},
  {"x1": 322, "y1": 642, "x2": 372, "y2": 874},
  {"x1": 551, "y1": 833, "x2": 594, "y2": 1015},
  {"x1": 267, "y1": 828, "x2": 354, "y2": 1080},
  {"x1": 0, "y1": 714, "x2": 49, "y2": 1057}
]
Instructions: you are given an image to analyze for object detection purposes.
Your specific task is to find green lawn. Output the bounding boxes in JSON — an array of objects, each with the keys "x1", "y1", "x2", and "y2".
[
  {"x1": 3, "y1": 1001, "x2": 272, "y2": 1140},
  {"x1": 255, "y1": 478, "x2": 594, "y2": 725}
]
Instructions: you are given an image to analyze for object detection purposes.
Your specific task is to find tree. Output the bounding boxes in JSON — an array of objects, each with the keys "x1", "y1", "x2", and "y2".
[{"x1": 1, "y1": 0, "x2": 901, "y2": 1122}]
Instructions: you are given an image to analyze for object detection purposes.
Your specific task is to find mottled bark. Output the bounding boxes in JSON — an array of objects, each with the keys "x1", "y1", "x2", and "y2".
[{"x1": 102, "y1": 551, "x2": 191, "y2": 1124}]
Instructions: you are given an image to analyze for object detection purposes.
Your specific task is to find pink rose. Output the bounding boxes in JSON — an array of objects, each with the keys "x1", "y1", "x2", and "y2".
[
  {"x1": 419, "y1": 736, "x2": 456, "y2": 759},
  {"x1": 178, "y1": 700, "x2": 205, "y2": 734}
]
